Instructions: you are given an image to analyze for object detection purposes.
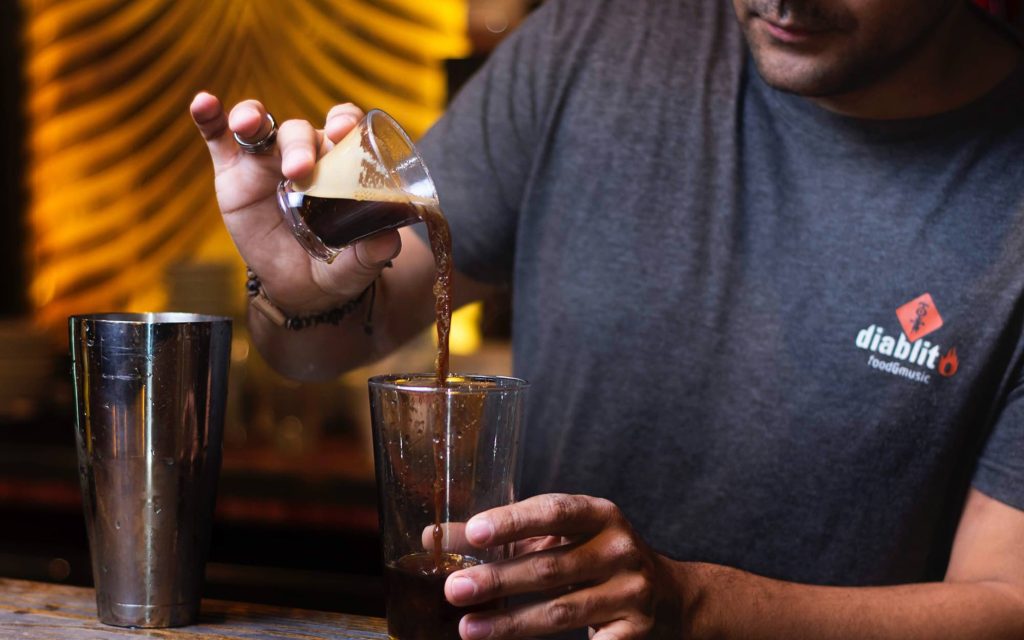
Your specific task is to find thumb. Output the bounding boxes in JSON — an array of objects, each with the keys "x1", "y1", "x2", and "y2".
[{"x1": 311, "y1": 230, "x2": 402, "y2": 301}]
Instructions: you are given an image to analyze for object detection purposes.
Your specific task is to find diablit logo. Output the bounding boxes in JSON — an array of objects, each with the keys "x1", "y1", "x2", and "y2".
[
  {"x1": 896, "y1": 292, "x2": 943, "y2": 342},
  {"x1": 854, "y1": 293, "x2": 959, "y2": 385}
]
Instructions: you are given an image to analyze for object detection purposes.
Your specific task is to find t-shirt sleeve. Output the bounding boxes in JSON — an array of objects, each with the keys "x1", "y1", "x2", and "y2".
[
  {"x1": 972, "y1": 378, "x2": 1024, "y2": 511},
  {"x1": 415, "y1": 1, "x2": 564, "y2": 284}
]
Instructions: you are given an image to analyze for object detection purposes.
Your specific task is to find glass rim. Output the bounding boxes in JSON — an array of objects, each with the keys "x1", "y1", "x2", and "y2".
[
  {"x1": 368, "y1": 372, "x2": 529, "y2": 394},
  {"x1": 365, "y1": 108, "x2": 439, "y2": 203},
  {"x1": 69, "y1": 312, "x2": 232, "y2": 325}
]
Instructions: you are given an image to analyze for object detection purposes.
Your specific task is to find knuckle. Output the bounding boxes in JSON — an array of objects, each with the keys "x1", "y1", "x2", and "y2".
[
  {"x1": 611, "y1": 534, "x2": 641, "y2": 561},
  {"x1": 545, "y1": 493, "x2": 581, "y2": 520},
  {"x1": 579, "y1": 589, "x2": 605, "y2": 617},
  {"x1": 482, "y1": 563, "x2": 503, "y2": 594},
  {"x1": 493, "y1": 612, "x2": 525, "y2": 638},
  {"x1": 623, "y1": 574, "x2": 654, "y2": 605},
  {"x1": 545, "y1": 599, "x2": 579, "y2": 628},
  {"x1": 504, "y1": 505, "x2": 526, "y2": 535},
  {"x1": 278, "y1": 118, "x2": 310, "y2": 135},
  {"x1": 602, "y1": 531, "x2": 642, "y2": 570},
  {"x1": 530, "y1": 553, "x2": 562, "y2": 583}
]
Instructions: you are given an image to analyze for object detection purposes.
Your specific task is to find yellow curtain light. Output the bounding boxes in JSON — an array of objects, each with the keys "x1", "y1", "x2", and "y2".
[{"x1": 23, "y1": 0, "x2": 470, "y2": 331}]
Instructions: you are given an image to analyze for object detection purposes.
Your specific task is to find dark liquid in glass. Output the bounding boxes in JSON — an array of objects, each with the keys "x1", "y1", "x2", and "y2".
[
  {"x1": 386, "y1": 552, "x2": 493, "y2": 640},
  {"x1": 298, "y1": 195, "x2": 422, "y2": 249}
]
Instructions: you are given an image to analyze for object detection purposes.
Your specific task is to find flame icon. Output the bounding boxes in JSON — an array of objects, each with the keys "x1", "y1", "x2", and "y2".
[{"x1": 938, "y1": 347, "x2": 959, "y2": 378}]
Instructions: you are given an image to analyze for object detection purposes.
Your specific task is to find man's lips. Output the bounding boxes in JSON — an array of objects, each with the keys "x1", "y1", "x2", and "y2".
[{"x1": 757, "y1": 16, "x2": 831, "y2": 44}]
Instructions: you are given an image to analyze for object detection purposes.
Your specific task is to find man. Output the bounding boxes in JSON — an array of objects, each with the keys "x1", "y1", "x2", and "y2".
[{"x1": 191, "y1": 0, "x2": 1024, "y2": 637}]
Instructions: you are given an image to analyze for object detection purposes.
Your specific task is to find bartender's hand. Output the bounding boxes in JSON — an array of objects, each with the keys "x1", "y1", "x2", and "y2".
[
  {"x1": 445, "y1": 494, "x2": 688, "y2": 639},
  {"x1": 449, "y1": 492, "x2": 1024, "y2": 640},
  {"x1": 189, "y1": 92, "x2": 401, "y2": 314}
]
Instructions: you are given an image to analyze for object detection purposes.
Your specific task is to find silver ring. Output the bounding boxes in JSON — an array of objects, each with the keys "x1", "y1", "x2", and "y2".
[{"x1": 233, "y1": 111, "x2": 278, "y2": 154}]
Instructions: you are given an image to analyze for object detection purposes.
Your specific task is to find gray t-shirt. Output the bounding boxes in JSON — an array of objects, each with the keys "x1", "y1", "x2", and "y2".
[{"x1": 418, "y1": 0, "x2": 1024, "y2": 586}]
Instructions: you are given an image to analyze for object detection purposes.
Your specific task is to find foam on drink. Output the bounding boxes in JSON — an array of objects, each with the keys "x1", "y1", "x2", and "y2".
[
  {"x1": 283, "y1": 124, "x2": 439, "y2": 253},
  {"x1": 293, "y1": 117, "x2": 436, "y2": 203}
]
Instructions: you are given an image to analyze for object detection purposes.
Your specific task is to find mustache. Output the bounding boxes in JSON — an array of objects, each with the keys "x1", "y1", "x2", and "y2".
[{"x1": 744, "y1": 0, "x2": 852, "y2": 30}]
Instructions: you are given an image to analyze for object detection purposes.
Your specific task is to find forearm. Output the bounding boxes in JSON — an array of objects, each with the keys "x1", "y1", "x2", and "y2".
[
  {"x1": 248, "y1": 264, "x2": 435, "y2": 381},
  {"x1": 681, "y1": 562, "x2": 1024, "y2": 640},
  {"x1": 246, "y1": 228, "x2": 499, "y2": 381}
]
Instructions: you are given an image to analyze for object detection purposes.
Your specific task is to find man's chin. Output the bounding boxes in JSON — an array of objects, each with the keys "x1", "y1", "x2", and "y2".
[{"x1": 751, "y1": 54, "x2": 852, "y2": 97}]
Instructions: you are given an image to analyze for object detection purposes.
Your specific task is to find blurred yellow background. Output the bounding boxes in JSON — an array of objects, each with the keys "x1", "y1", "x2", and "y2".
[{"x1": 22, "y1": 0, "x2": 470, "y2": 332}]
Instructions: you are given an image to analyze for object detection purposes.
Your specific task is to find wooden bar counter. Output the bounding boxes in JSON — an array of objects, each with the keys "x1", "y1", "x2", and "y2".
[{"x1": 0, "y1": 578, "x2": 387, "y2": 639}]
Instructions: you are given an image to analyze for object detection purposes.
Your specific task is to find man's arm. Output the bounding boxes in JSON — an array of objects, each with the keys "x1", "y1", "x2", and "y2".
[
  {"x1": 190, "y1": 93, "x2": 497, "y2": 381},
  {"x1": 444, "y1": 489, "x2": 1024, "y2": 639},
  {"x1": 680, "y1": 488, "x2": 1024, "y2": 639},
  {"x1": 248, "y1": 229, "x2": 496, "y2": 381}
]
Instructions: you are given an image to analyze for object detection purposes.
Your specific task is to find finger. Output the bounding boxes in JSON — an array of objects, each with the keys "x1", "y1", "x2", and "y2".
[
  {"x1": 447, "y1": 538, "x2": 610, "y2": 605},
  {"x1": 512, "y1": 535, "x2": 566, "y2": 557},
  {"x1": 591, "y1": 619, "x2": 650, "y2": 640},
  {"x1": 228, "y1": 99, "x2": 274, "y2": 144},
  {"x1": 354, "y1": 232, "x2": 404, "y2": 269},
  {"x1": 420, "y1": 522, "x2": 473, "y2": 555},
  {"x1": 465, "y1": 494, "x2": 619, "y2": 547},
  {"x1": 324, "y1": 102, "x2": 365, "y2": 143},
  {"x1": 309, "y1": 230, "x2": 402, "y2": 301},
  {"x1": 190, "y1": 91, "x2": 238, "y2": 166},
  {"x1": 457, "y1": 582, "x2": 627, "y2": 640},
  {"x1": 277, "y1": 118, "x2": 320, "y2": 180}
]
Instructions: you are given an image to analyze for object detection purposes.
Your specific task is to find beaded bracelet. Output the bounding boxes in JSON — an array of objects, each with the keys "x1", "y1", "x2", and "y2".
[{"x1": 245, "y1": 265, "x2": 388, "y2": 334}]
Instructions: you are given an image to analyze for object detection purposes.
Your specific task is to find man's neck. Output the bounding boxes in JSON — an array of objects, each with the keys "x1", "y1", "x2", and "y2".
[{"x1": 810, "y1": 5, "x2": 1022, "y2": 120}]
